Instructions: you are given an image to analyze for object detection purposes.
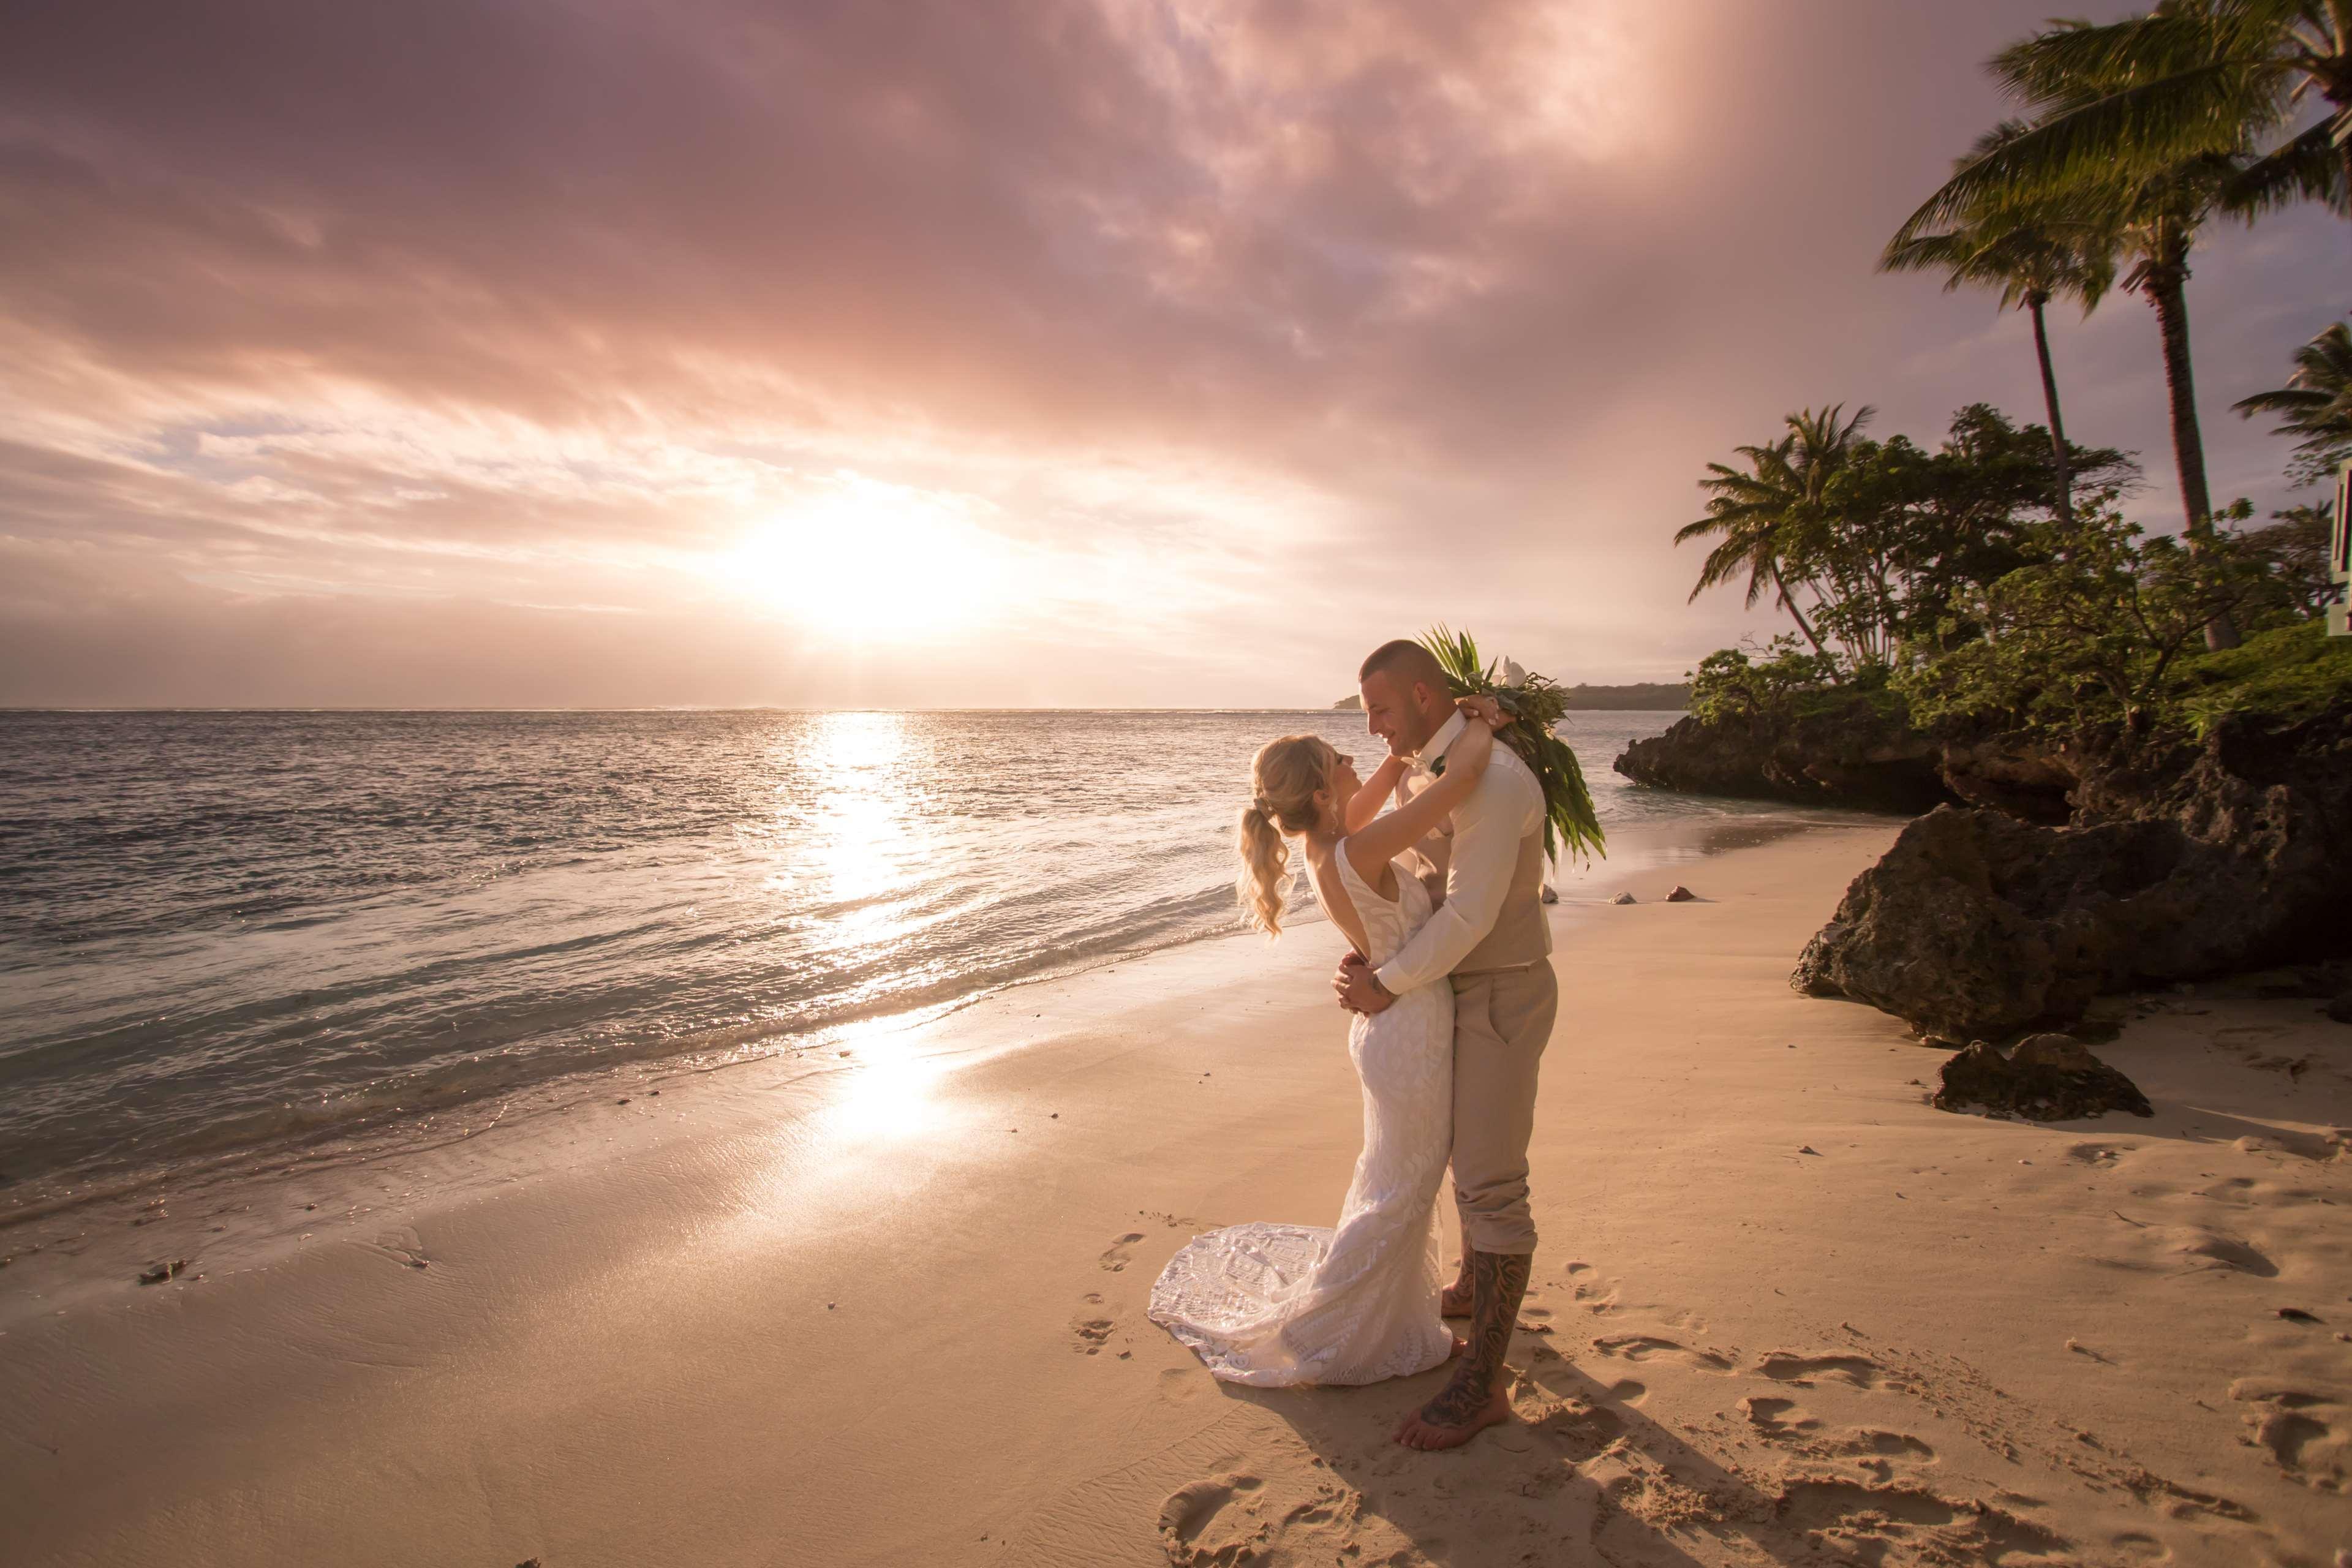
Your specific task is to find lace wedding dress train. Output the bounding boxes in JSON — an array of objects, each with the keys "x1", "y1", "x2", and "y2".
[{"x1": 1147, "y1": 842, "x2": 1455, "y2": 1386}]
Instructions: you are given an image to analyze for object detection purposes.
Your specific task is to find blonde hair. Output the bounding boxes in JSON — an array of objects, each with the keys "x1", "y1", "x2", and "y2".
[{"x1": 1237, "y1": 734, "x2": 1336, "y2": 937}]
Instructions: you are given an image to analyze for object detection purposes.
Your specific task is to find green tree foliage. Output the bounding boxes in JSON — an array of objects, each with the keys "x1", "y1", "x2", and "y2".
[
  {"x1": 1887, "y1": 495, "x2": 2340, "y2": 740},
  {"x1": 1676, "y1": 405, "x2": 1872, "y2": 657},
  {"x1": 1681, "y1": 402, "x2": 2345, "y2": 750},
  {"x1": 1891, "y1": 507, "x2": 2279, "y2": 735},
  {"x1": 1885, "y1": 2, "x2": 2352, "y2": 646},
  {"x1": 1685, "y1": 637, "x2": 1849, "y2": 728},
  {"x1": 1897, "y1": 2, "x2": 2351, "y2": 235},
  {"x1": 2234, "y1": 320, "x2": 2352, "y2": 484},
  {"x1": 2237, "y1": 501, "x2": 2342, "y2": 616},
  {"x1": 1678, "y1": 404, "x2": 2136, "y2": 668}
]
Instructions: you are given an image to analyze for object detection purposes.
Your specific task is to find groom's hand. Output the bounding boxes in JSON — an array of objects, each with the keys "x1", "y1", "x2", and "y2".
[{"x1": 1332, "y1": 954, "x2": 1396, "y2": 1015}]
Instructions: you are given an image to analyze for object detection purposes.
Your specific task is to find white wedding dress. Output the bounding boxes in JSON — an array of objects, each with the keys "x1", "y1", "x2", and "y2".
[{"x1": 1148, "y1": 840, "x2": 1455, "y2": 1385}]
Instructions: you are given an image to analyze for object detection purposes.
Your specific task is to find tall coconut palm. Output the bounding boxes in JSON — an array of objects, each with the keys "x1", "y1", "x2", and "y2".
[
  {"x1": 2109, "y1": 149, "x2": 2252, "y2": 646},
  {"x1": 2109, "y1": 153, "x2": 2240, "y2": 538},
  {"x1": 2234, "y1": 320, "x2": 2352, "y2": 482},
  {"x1": 1882, "y1": 122, "x2": 2117, "y2": 526},
  {"x1": 1678, "y1": 405, "x2": 1875, "y2": 658},
  {"x1": 1894, "y1": 3, "x2": 2350, "y2": 237}
]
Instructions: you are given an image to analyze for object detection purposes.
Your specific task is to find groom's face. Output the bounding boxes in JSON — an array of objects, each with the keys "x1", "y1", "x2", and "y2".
[{"x1": 1359, "y1": 671, "x2": 1434, "y2": 759}]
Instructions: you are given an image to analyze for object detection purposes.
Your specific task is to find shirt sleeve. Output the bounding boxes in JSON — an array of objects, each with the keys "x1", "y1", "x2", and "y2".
[{"x1": 1374, "y1": 755, "x2": 1542, "y2": 995}]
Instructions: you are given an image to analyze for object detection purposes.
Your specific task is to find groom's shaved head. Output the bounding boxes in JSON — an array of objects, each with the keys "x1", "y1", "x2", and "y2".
[
  {"x1": 1359, "y1": 639, "x2": 1447, "y2": 692},
  {"x1": 1358, "y1": 639, "x2": 1454, "y2": 756}
]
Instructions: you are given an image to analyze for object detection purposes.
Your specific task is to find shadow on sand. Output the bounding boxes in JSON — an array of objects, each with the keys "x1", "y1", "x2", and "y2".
[{"x1": 1215, "y1": 1332, "x2": 1818, "y2": 1567}]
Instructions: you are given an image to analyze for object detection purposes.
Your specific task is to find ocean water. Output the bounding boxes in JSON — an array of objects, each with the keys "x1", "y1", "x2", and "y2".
[{"x1": 0, "y1": 707, "x2": 1795, "y2": 1192}]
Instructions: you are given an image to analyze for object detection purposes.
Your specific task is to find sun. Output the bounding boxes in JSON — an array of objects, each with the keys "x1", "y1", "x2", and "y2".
[{"x1": 726, "y1": 475, "x2": 1015, "y2": 636}]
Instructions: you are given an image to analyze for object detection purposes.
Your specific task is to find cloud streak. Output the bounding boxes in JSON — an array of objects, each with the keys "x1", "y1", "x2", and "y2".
[{"x1": 1, "y1": 0, "x2": 2341, "y2": 706}]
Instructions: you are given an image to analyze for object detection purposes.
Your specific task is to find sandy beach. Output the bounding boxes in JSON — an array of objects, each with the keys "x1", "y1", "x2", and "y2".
[{"x1": 4, "y1": 821, "x2": 2348, "y2": 1567}]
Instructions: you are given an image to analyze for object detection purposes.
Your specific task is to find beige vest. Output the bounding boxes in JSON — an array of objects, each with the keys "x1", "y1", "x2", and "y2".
[
  {"x1": 1409, "y1": 823, "x2": 1553, "y2": 976},
  {"x1": 1457, "y1": 827, "x2": 1552, "y2": 974}
]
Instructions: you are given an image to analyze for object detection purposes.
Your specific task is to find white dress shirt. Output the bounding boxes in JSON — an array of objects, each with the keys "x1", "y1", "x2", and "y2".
[{"x1": 1373, "y1": 709, "x2": 1545, "y2": 996}]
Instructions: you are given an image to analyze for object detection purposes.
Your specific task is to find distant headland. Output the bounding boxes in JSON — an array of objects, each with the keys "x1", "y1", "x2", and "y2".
[{"x1": 1332, "y1": 682, "x2": 1687, "y2": 712}]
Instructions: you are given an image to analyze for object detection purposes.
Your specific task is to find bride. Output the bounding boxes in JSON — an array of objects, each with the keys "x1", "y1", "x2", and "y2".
[{"x1": 1147, "y1": 702, "x2": 1498, "y2": 1386}]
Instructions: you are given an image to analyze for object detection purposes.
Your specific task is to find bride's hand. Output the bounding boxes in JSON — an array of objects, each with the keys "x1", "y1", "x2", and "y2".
[{"x1": 1455, "y1": 694, "x2": 1507, "y2": 728}]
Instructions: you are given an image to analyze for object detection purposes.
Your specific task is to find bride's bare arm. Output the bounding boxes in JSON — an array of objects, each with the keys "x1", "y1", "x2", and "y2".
[
  {"x1": 1344, "y1": 754, "x2": 1410, "y2": 834},
  {"x1": 1343, "y1": 720, "x2": 1494, "y2": 881}
]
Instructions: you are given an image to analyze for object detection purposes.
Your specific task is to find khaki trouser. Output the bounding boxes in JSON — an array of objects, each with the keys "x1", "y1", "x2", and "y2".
[{"x1": 1447, "y1": 961, "x2": 1558, "y2": 1255}]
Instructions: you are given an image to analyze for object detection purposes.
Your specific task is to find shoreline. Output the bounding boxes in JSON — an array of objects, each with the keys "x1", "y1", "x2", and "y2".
[
  {"x1": 7, "y1": 820, "x2": 2345, "y2": 1566},
  {"x1": 0, "y1": 805, "x2": 1878, "y2": 1241}
]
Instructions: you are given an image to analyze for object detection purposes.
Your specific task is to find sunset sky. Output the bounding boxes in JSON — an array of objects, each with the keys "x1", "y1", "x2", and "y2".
[{"x1": 3, "y1": 0, "x2": 2342, "y2": 709}]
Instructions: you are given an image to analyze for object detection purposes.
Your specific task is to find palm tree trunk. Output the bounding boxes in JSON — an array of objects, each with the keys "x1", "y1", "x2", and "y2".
[
  {"x1": 1769, "y1": 561, "x2": 1828, "y2": 657},
  {"x1": 2027, "y1": 294, "x2": 2073, "y2": 527},
  {"x1": 2146, "y1": 266, "x2": 2240, "y2": 649}
]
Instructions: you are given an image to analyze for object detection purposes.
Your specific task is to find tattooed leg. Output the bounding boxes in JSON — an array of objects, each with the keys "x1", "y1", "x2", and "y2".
[{"x1": 1395, "y1": 1250, "x2": 1529, "y2": 1450}]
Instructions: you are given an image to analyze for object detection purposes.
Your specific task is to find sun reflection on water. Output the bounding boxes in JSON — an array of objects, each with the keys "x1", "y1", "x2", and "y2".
[{"x1": 799, "y1": 712, "x2": 914, "y2": 921}]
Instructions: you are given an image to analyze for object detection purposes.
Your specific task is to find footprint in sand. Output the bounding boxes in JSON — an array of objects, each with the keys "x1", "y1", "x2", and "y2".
[
  {"x1": 1828, "y1": 1429, "x2": 1942, "y2": 1484},
  {"x1": 1560, "y1": 1261, "x2": 1623, "y2": 1315},
  {"x1": 2122, "y1": 1472, "x2": 2260, "y2": 1525},
  {"x1": 1755, "y1": 1352, "x2": 1887, "y2": 1389},
  {"x1": 2166, "y1": 1226, "x2": 2278, "y2": 1277},
  {"x1": 1099, "y1": 1232, "x2": 1145, "y2": 1273},
  {"x1": 1072, "y1": 1316, "x2": 1115, "y2": 1354},
  {"x1": 356, "y1": 1226, "x2": 430, "y2": 1270},
  {"x1": 1839, "y1": 1429, "x2": 1937, "y2": 1460},
  {"x1": 2065, "y1": 1142, "x2": 2127, "y2": 1167},
  {"x1": 1772, "y1": 1479, "x2": 2070, "y2": 1562},
  {"x1": 2230, "y1": 1380, "x2": 2350, "y2": 1491},
  {"x1": 1157, "y1": 1366, "x2": 1204, "y2": 1404},
  {"x1": 1158, "y1": 1474, "x2": 1267, "y2": 1566},
  {"x1": 1740, "y1": 1395, "x2": 1821, "y2": 1438},
  {"x1": 1525, "y1": 1395, "x2": 1626, "y2": 1462},
  {"x1": 1591, "y1": 1334, "x2": 1733, "y2": 1374}
]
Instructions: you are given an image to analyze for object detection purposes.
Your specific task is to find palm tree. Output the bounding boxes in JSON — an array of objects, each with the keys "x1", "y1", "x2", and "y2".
[
  {"x1": 1894, "y1": 4, "x2": 2350, "y2": 236},
  {"x1": 1882, "y1": 122, "x2": 2116, "y2": 526},
  {"x1": 1893, "y1": 16, "x2": 2258, "y2": 647},
  {"x1": 2117, "y1": 152, "x2": 2244, "y2": 532},
  {"x1": 2234, "y1": 320, "x2": 2352, "y2": 482},
  {"x1": 1678, "y1": 405, "x2": 1875, "y2": 658}
]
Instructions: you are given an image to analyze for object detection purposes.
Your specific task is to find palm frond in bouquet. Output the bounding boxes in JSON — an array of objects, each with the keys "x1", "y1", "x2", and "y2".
[{"x1": 1419, "y1": 625, "x2": 1606, "y2": 865}]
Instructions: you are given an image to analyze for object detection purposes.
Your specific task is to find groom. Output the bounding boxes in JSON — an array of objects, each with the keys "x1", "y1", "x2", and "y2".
[{"x1": 1335, "y1": 638, "x2": 1557, "y2": 1451}]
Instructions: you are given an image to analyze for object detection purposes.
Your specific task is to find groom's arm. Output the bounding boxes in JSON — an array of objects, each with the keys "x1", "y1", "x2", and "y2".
[{"x1": 1370, "y1": 758, "x2": 1541, "y2": 996}]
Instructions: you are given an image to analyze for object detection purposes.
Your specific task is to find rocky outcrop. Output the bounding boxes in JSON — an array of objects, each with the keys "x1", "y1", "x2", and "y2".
[
  {"x1": 1933, "y1": 1035, "x2": 2154, "y2": 1121},
  {"x1": 1793, "y1": 705, "x2": 2352, "y2": 1038},
  {"x1": 1613, "y1": 696, "x2": 1956, "y2": 813}
]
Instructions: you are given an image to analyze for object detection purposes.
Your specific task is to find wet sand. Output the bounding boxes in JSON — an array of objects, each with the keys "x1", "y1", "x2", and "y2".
[{"x1": 3, "y1": 822, "x2": 2347, "y2": 1567}]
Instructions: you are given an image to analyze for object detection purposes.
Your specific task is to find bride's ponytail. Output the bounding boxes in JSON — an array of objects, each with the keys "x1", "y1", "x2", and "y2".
[
  {"x1": 1235, "y1": 735, "x2": 1334, "y2": 938},
  {"x1": 1237, "y1": 800, "x2": 1291, "y2": 936}
]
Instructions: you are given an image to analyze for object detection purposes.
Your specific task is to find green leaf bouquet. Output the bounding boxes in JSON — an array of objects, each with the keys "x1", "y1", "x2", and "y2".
[{"x1": 1419, "y1": 625, "x2": 1607, "y2": 865}]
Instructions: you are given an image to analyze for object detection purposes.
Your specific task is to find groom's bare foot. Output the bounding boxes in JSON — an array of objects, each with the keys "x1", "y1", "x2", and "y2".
[
  {"x1": 1440, "y1": 1280, "x2": 1473, "y2": 1317},
  {"x1": 1449, "y1": 1333, "x2": 1468, "y2": 1359},
  {"x1": 1392, "y1": 1379, "x2": 1511, "y2": 1450}
]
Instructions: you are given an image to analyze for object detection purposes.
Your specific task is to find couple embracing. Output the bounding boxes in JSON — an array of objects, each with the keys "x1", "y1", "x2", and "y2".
[{"x1": 1148, "y1": 638, "x2": 1558, "y2": 1451}]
